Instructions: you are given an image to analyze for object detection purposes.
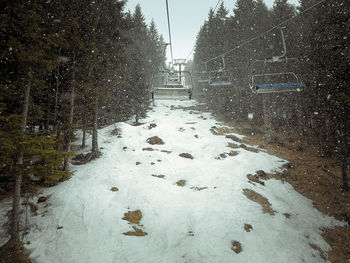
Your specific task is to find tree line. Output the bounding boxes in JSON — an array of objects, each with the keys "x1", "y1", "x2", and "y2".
[
  {"x1": 191, "y1": 0, "x2": 349, "y2": 191},
  {"x1": 0, "y1": 0, "x2": 166, "y2": 253}
]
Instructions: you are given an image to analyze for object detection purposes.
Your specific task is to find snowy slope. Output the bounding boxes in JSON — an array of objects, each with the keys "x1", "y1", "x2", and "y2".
[{"x1": 19, "y1": 100, "x2": 345, "y2": 262}]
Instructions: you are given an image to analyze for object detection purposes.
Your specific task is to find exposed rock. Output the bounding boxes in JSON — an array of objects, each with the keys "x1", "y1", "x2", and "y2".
[
  {"x1": 136, "y1": 162, "x2": 141, "y2": 165},
  {"x1": 179, "y1": 153, "x2": 194, "y2": 159},
  {"x1": 231, "y1": 241, "x2": 242, "y2": 254},
  {"x1": 146, "y1": 136, "x2": 164, "y2": 145},
  {"x1": 161, "y1": 150, "x2": 172, "y2": 154}
]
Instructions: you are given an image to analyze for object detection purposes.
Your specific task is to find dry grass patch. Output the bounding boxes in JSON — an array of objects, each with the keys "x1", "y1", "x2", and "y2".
[
  {"x1": 231, "y1": 241, "x2": 242, "y2": 254},
  {"x1": 243, "y1": 189, "x2": 275, "y2": 215},
  {"x1": 176, "y1": 180, "x2": 186, "y2": 187}
]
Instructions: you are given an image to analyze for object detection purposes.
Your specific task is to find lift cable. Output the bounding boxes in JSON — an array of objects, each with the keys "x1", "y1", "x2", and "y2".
[
  {"x1": 198, "y1": 0, "x2": 327, "y2": 66},
  {"x1": 165, "y1": 0, "x2": 174, "y2": 66}
]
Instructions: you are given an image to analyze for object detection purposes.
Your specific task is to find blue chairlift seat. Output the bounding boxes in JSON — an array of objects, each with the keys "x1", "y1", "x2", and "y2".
[{"x1": 209, "y1": 80, "x2": 232, "y2": 86}]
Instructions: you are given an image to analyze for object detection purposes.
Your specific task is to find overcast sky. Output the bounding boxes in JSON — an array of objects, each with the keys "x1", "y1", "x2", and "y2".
[{"x1": 125, "y1": 0, "x2": 300, "y2": 63}]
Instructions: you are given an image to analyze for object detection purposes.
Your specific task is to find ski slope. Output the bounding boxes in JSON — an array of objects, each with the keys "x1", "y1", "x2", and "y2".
[{"x1": 20, "y1": 100, "x2": 344, "y2": 262}]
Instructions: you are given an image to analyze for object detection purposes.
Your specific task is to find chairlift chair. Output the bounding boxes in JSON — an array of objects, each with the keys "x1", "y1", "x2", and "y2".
[
  {"x1": 151, "y1": 70, "x2": 193, "y2": 103},
  {"x1": 249, "y1": 27, "x2": 306, "y2": 94},
  {"x1": 208, "y1": 55, "x2": 233, "y2": 87}
]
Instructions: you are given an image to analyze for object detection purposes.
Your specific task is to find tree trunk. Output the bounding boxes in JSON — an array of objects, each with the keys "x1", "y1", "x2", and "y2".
[
  {"x1": 341, "y1": 160, "x2": 349, "y2": 192},
  {"x1": 263, "y1": 94, "x2": 271, "y2": 143},
  {"x1": 81, "y1": 118, "x2": 86, "y2": 148},
  {"x1": 53, "y1": 66, "x2": 60, "y2": 133},
  {"x1": 63, "y1": 67, "x2": 75, "y2": 171},
  {"x1": 91, "y1": 97, "x2": 99, "y2": 156},
  {"x1": 10, "y1": 78, "x2": 31, "y2": 243}
]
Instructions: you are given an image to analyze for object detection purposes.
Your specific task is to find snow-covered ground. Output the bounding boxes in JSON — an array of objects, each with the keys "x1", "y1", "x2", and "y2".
[{"x1": 1, "y1": 100, "x2": 345, "y2": 263}]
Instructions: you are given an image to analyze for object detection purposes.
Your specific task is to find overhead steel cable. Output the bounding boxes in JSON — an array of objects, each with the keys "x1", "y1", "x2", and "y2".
[
  {"x1": 199, "y1": 0, "x2": 327, "y2": 66},
  {"x1": 165, "y1": 0, "x2": 174, "y2": 66}
]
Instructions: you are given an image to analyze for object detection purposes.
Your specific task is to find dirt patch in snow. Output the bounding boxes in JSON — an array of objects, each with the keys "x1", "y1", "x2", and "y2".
[
  {"x1": 225, "y1": 134, "x2": 243, "y2": 143},
  {"x1": 143, "y1": 147, "x2": 156, "y2": 151},
  {"x1": 122, "y1": 210, "x2": 142, "y2": 225},
  {"x1": 309, "y1": 243, "x2": 327, "y2": 260},
  {"x1": 216, "y1": 151, "x2": 239, "y2": 160},
  {"x1": 152, "y1": 174, "x2": 165, "y2": 179},
  {"x1": 71, "y1": 151, "x2": 102, "y2": 165},
  {"x1": 179, "y1": 153, "x2": 194, "y2": 159},
  {"x1": 239, "y1": 144, "x2": 260, "y2": 153},
  {"x1": 247, "y1": 174, "x2": 265, "y2": 186},
  {"x1": 148, "y1": 123, "x2": 157, "y2": 130},
  {"x1": 210, "y1": 126, "x2": 236, "y2": 136},
  {"x1": 176, "y1": 180, "x2": 186, "y2": 187},
  {"x1": 161, "y1": 150, "x2": 172, "y2": 154},
  {"x1": 123, "y1": 226, "x2": 147, "y2": 237},
  {"x1": 231, "y1": 240, "x2": 242, "y2": 254},
  {"x1": 223, "y1": 120, "x2": 350, "y2": 262},
  {"x1": 244, "y1": 224, "x2": 253, "y2": 232},
  {"x1": 227, "y1": 143, "x2": 240, "y2": 149},
  {"x1": 190, "y1": 186, "x2": 208, "y2": 191},
  {"x1": 243, "y1": 189, "x2": 275, "y2": 215},
  {"x1": 146, "y1": 136, "x2": 164, "y2": 145},
  {"x1": 110, "y1": 187, "x2": 119, "y2": 192}
]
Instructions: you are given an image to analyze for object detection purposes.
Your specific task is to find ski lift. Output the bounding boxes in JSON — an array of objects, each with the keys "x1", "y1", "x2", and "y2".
[
  {"x1": 196, "y1": 63, "x2": 210, "y2": 83},
  {"x1": 249, "y1": 27, "x2": 306, "y2": 94},
  {"x1": 151, "y1": 70, "x2": 193, "y2": 103},
  {"x1": 208, "y1": 55, "x2": 232, "y2": 87}
]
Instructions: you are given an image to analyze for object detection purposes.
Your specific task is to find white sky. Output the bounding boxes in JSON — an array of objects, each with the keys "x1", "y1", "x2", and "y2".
[{"x1": 125, "y1": 0, "x2": 300, "y2": 63}]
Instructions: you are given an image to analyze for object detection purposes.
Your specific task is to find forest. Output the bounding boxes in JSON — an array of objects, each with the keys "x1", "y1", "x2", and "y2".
[
  {"x1": 0, "y1": 0, "x2": 349, "y2": 262},
  {"x1": 191, "y1": 0, "x2": 349, "y2": 191},
  {"x1": 0, "y1": 0, "x2": 165, "y2": 259}
]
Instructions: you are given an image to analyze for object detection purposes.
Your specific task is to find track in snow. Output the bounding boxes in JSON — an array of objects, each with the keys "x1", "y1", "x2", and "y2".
[{"x1": 21, "y1": 100, "x2": 344, "y2": 263}]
